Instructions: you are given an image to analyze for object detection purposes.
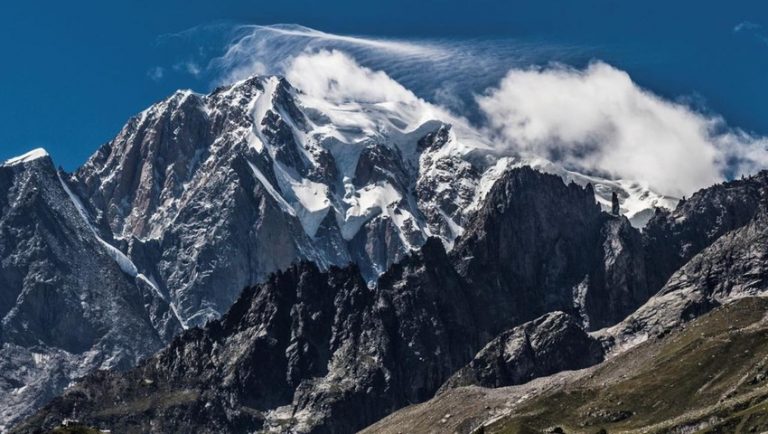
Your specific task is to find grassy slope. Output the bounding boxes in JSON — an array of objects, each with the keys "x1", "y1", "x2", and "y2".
[{"x1": 362, "y1": 297, "x2": 768, "y2": 434}]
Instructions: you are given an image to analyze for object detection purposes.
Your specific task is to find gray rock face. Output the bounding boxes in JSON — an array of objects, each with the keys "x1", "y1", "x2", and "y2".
[
  {"x1": 641, "y1": 173, "x2": 768, "y2": 293},
  {"x1": 0, "y1": 154, "x2": 177, "y2": 430},
  {"x1": 74, "y1": 80, "x2": 331, "y2": 326},
  {"x1": 603, "y1": 203, "x2": 768, "y2": 351},
  {"x1": 440, "y1": 311, "x2": 603, "y2": 390}
]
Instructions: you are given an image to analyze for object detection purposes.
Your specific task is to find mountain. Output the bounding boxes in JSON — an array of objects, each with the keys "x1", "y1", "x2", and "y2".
[
  {"x1": 0, "y1": 151, "x2": 180, "y2": 431},
  {"x1": 70, "y1": 75, "x2": 676, "y2": 328},
  {"x1": 15, "y1": 164, "x2": 739, "y2": 434},
  {"x1": 0, "y1": 73, "x2": 678, "y2": 429},
  {"x1": 14, "y1": 167, "x2": 768, "y2": 434}
]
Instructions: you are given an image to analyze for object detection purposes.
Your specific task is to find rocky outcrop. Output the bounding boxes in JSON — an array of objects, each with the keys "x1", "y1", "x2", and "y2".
[
  {"x1": 440, "y1": 311, "x2": 603, "y2": 390},
  {"x1": 641, "y1": 173, "x2": 768, "y2": 293},
  {"x1": 362, "y1": 297, "x2": 768, "y2": 434},
  {"x1": 580, "y1": 216, "x2": 650, "y2": 329}
]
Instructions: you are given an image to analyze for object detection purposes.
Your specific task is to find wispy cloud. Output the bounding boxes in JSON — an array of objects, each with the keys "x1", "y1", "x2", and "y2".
[
  {"x1": 174, "y1": 61, "x2": 202, "y2": 77},
  {"x1": 733, "y1": 20, "x2": 768, "y2": 46},
  {"x1": 201, "y1": 24, "x2": 588, "y2": 119},
  {"x1": 147, "y1": 66, "x2": 164, "y2": 81},
  {"x1": 734, "y1": 21, "x2": 761, "y2": 33}
]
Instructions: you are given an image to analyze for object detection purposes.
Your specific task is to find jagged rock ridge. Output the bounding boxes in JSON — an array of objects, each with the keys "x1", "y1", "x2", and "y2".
[{"x1": 13, "y1": 166, "x2": 712, "y2": 434}]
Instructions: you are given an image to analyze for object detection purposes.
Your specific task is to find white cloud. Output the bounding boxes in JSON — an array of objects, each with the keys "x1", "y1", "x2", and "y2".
[
  {"x1": 476, "y1": 62, "x2": 768, "y2": 196},
  {"x1": 285, "y1": 50, "x2": 418, "y2": 104},
  {"x1": 147, "y1": 66, "x2": 164, "y2": 81}
]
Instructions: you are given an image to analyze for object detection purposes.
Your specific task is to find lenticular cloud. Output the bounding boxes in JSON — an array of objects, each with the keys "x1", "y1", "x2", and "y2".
[{"x1": 186, "y1": 24, "x2": 768, "y2": 197}]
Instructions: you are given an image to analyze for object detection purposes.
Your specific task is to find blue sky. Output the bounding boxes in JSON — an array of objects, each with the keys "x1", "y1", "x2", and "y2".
[{"x1": 1, "y1": 0, "x2": 767, "y2": 170}]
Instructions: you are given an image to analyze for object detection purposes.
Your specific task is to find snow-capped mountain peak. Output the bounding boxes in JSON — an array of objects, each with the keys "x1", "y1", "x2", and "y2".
[{"x1": 66, "y1": 73, "x2": 680, "y2": 330}]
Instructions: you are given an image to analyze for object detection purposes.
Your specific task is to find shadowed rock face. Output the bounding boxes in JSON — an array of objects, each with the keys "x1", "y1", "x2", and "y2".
[
  {"x1": 452, "y1": 166, "x2": 651, "y2": 335},
  {"x1": 12, "y1": 257, "x2": 468, "y2": 434},
  {"x1": 440, "y1": 311, "x2": 603, "y2": 391}
]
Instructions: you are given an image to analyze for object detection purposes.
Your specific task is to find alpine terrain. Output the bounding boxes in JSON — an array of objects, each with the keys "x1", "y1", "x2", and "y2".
[{"x1": 4, "y1": 71, "x2": 767, "y2": 434}]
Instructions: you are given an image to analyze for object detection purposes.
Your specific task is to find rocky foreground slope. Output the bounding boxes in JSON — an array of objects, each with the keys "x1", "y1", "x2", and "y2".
[
  {"x1": 363, "y1": 297, "x2": 768, "y2": 434},
  {"x1": 14, "y1": 168, "x2": 768, "y2": 433}
]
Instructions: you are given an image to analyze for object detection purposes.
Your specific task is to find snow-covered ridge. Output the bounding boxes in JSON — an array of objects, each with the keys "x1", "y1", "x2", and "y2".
[{"x1": 3, "y1": 148, "x2": 49, "y2": 167}]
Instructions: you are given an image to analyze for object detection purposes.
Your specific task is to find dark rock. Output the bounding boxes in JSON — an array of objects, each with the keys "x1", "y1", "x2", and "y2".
[{"x1": 440, "y1": 311, "x2": 603, "y2": 390}]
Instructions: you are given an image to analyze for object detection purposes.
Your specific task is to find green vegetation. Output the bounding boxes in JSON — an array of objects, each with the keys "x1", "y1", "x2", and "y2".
[
  {"x1": 484, "y1": 297, "x2": 768, "y2": 433},
  {"x1": 92, "y1": 389, "x2": 199, "y2": 418},
  {"x1": 50, "y1": 424, "x2": 103, "y2": 434}
]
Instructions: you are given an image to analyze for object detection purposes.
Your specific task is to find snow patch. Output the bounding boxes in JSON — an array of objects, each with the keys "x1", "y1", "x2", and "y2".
[
  {"x1": 246, "y1": 160, "x2": 297, "y2": 217},
  {"x1": 272, "y1": 162, "x2": 331, "y2": 237},
  {"x1": 3, "y1": 148, "x2": 49, "y2": 166},
  {"x1": 340, "y1": 181, "x2": 403, "y2": 240},
  {"x1": 247, "y1": 76, "x2": 280, "y2": 154}
]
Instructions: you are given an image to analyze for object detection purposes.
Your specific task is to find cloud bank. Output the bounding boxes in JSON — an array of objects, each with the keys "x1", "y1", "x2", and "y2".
[
  {"x1": 477, "y1": 62, "x2": 768, "y2": 196},
  {"x1": 163, "y1": 24, "x2": 768, "y2": 197}
]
